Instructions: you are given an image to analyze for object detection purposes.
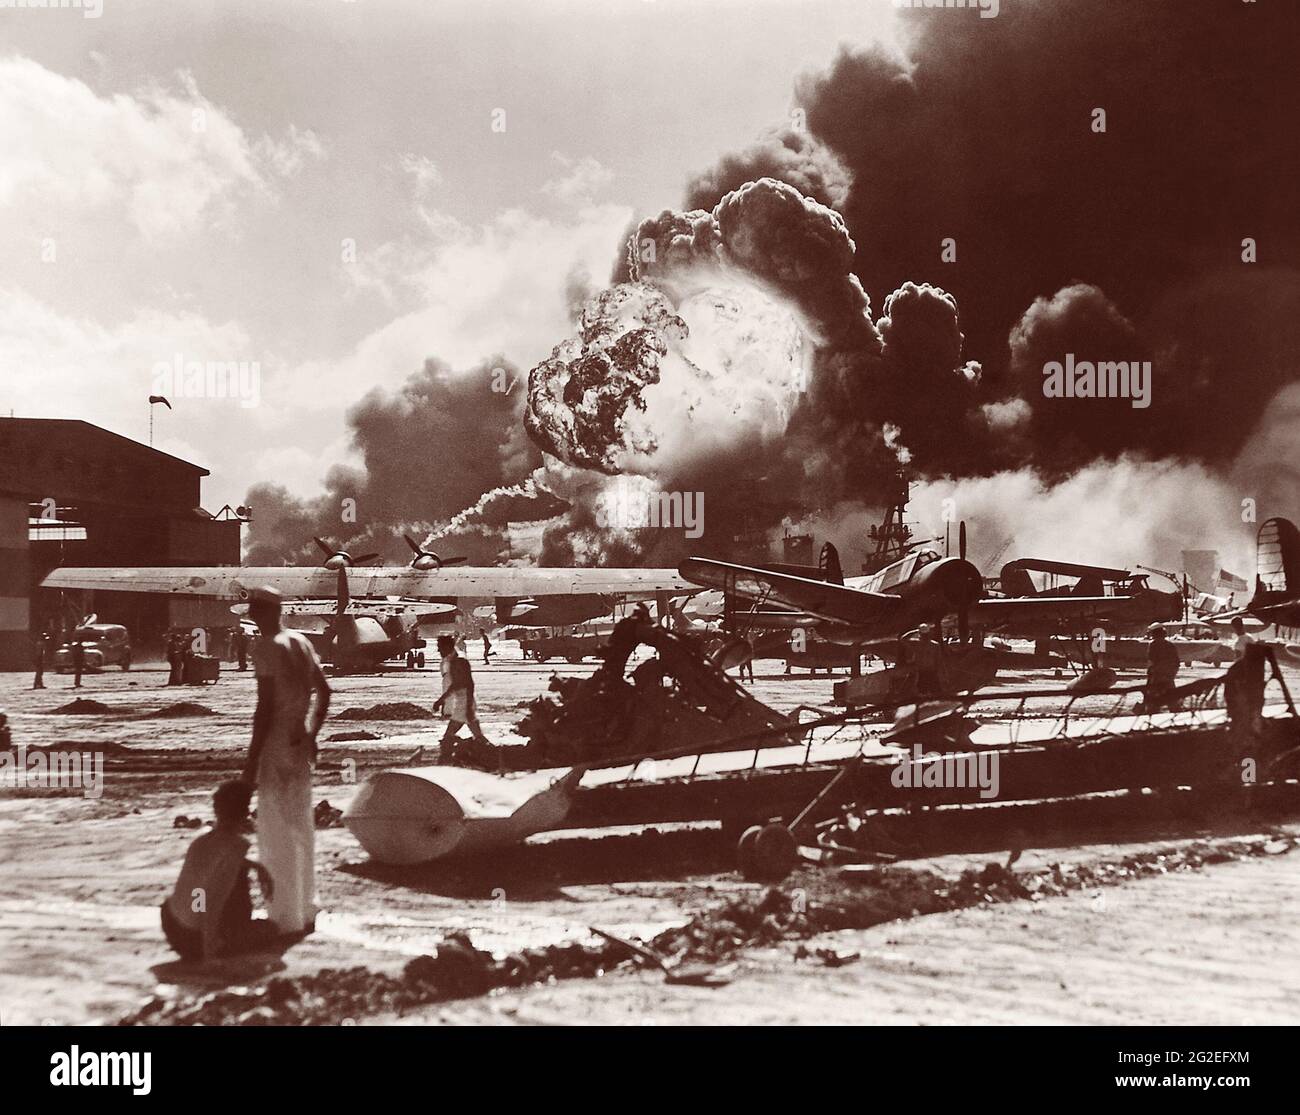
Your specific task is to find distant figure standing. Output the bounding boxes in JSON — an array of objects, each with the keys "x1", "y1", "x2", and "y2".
[
  {"x1": 1145, "y1": 624, "x2": 1181, "y2": 709},
  {"x1": 70, "y1": 638, "x2": 85, "y2": 689},
  {"x1": 234, "y1": 626, "x2": 248, "y2": 671},
  {"x1": 242, "y1": 586, "x2": 330, "y2": 935},
  {"x1": 479, "y1": 627, "x2": 494, "y2": 665},
  {"x1": 181, "y1": 638, "x2": 196, "y2": 685},
  {"x1": 1230, "y1": 616, "x2": 1257, "y2": 661},
  {"x1": 166, "y1": 633, "x2": 184, "y2": 686},
  {"x1": 32, "y1": 632, "x2": 48, "y2": 689},
  {"x1": 434, "y1": 634, "x2": 490, "y2": 757},
  {"x1": 1225, "y1": 642, "x2": 1268, "y2": 751}
]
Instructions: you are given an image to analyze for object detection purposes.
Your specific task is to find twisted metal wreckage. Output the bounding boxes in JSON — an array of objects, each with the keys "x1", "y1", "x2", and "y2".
[{"x1": 344, "y1": 616, "x2": 1300, "y2": 880}]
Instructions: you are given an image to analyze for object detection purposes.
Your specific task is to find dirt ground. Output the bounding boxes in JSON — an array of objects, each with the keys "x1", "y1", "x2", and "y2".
[{"x1": 2, "y1": 650, "x2": 1298, "y2": 1026}]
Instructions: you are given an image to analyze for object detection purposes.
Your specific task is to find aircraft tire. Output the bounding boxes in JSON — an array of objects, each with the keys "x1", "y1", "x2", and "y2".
[
  {"x1": 749, "y1": 823, "x2": 798, "y2": 881},
  {"x1": 737, "y1": 825, "x2": 763, "y2": 877}
]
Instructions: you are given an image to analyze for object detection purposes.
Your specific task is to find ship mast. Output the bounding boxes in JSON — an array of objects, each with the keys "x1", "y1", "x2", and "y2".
[{"x1": 864, "y1": 469, "x2": 914, "y2": 574}]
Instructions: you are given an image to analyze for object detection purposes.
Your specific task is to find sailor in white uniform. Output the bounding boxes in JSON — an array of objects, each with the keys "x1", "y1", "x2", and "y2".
[{"x1": 242, "y1": 586, "x2": 331, "y2": 934}]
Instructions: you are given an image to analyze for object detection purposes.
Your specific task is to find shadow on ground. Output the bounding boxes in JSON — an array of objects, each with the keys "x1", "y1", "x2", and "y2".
[{"x1": 337, "y1": 782, "x2": 1300, "y2": 896}]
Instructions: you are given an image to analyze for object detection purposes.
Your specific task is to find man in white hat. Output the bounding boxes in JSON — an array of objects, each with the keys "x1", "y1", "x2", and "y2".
[{"x1": 241, "y1": 586, "x2": 330, "y2": 934}]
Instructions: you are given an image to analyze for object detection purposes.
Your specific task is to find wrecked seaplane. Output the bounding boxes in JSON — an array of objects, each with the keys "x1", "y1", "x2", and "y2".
[
  {"x1": 344, "y1": 610, "x2": 806, "y2": 863},
  {"x1": 344, "y1": 624, "x2": 1300, "y2": 877}
]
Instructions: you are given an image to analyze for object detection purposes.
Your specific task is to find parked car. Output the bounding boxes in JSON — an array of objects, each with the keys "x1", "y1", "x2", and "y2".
[{"x1": 55, "y1": 624, "x2": 132, "y2": 672}]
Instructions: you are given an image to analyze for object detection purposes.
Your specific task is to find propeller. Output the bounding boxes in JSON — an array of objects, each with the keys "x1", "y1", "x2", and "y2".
[
  {"x1": 404, "y1": 534, "x2": 466, "y2": 571},
  {"x1": 335, "y1": 567, "x2": 350, "y2": 619},
  {"x1": 314, "y1": 537, "x2": 379, "y2": 570},
  {"x1": 957, "y1": 520, "x2": 971, "y2": 643}
]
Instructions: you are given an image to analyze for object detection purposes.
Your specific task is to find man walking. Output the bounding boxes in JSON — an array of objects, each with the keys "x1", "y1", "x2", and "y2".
[
  {"x1": 241, "y1": 587, "x2": 330, "y2": 935},
  {"x1": 739, "y1": 635, "x2": 755, "y2": 683},
  {"x1": 434, "y1": 634, "x2": 490, "y2": 759}
]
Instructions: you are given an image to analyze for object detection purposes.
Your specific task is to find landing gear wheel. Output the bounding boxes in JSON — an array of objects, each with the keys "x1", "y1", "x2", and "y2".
[
  {"x1": 416, "y1": 651, "x2": 426, "y2": 668},
  {"x1": 406, "y1": 653, "x2": 415, "y2": 669},
  {"x1": 737, "y1": 825, "x2": 763, "y2": 877},
  {"x1": 747, "y1": 823, "x2": 798, "y2": 882}
]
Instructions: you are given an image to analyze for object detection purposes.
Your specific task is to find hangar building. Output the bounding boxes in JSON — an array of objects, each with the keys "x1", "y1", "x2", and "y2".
[{"x1": 0, "y1": 418, "x2": 242, "y2": 670}]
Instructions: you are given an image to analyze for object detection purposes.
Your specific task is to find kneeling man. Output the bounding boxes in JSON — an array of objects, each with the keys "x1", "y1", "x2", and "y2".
[{"x1": 162, "y1": 780, "x2": 276, "y2": 960}]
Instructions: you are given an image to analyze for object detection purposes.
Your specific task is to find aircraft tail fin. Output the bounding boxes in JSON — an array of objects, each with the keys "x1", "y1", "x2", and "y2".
[
  {"x1": 1000, "y1": 565, "x2": 1037, "y2": 598},
  {"x1": 819, "y1": 542, "x2": 843, "y2": 586},
  {"x1": 1256, "y1": 517, "x2": 1300, "y2": 597},
  {"x1": 1071, "y1": 574, "x2": 1104, "y2": 597}
]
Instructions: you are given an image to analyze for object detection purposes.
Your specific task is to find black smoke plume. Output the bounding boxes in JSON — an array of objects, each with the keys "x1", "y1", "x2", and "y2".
[{"x1": 244, "y1": 356, "x2": 545, "y2": 566}]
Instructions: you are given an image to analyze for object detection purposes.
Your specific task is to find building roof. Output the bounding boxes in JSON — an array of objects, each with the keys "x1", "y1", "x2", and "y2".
[{"x1": 0, "y1": 418, "x2": 210, "y2": 476}]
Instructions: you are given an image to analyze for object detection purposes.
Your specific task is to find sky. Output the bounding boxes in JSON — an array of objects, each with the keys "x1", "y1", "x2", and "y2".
[{"x1": 0, "y1": 0, "x2": 901, "y2": 510}]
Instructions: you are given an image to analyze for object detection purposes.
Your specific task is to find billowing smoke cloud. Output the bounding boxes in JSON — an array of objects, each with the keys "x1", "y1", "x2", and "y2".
[
  {"x1": 684, "y1": 127, "x2": 851, "y2": 213},
  {"x1": 525, "y1": 178, "x2": 984, "y2": 562},
  {"x1": 244, "y1": 355, "x2": 547, "y2": 566},
  {"x1": 660, "y1": 1, "x2": 1298, "y2": 571},
  {"x1": 907, "y1": 459, "x2": 1258, "y2": 590},
  {"x1": 1004, "y1": 283, "x2": 1149, "y2": 467},
  {"x1": 242, "y1": 2, "x2": 1296, "y2": 583},
  {"x1": 632, "y1": 178, "x2": 874, "y2": 346},
  {"x1": 784, "y1": 2, "x2": 1297, "y2": 390}
]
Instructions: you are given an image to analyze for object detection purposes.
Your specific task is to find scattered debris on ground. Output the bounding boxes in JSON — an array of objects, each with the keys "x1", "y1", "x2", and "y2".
[
  {"x1": 451, "y1": 618, "x2": 796, "y2": 770},
  {"x1": 325, "y1": 730, "x2": 381, "y2": 742},
  {"x1": 314, "y1": 800, "x2": 344, "y2": 828},
  {"x1": 118, "y1": 832, "x2": 1296, "y2": 1025},
  {"x1": 650, "y1": 833, "x2": 1300, "y2": 965},
  {"x1": 794, "y1": 945, "x2": 860, "y2": 967},
  {"x1": 172, "y1": 815, "x2": 204, "y2": 830}
]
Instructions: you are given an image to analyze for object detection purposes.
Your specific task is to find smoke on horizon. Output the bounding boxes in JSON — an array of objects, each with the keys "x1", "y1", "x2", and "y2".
[{"x1": 242, "y1": 1, "x2": 1299, "y2": 580}]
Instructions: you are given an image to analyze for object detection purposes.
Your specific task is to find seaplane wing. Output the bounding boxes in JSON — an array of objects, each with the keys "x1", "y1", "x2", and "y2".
[
  {"x1": 236, "y1": 598, "x2": 459, "y2": 620},
  {"x1": 678, "y1": 557, "x2": 902, "y2": 626},
  {"x1": 969, "y1": 594, "x2": 1161, "y2": 628},
  {"x1": 1000, "y1": 558, "x2": 1132, "y2": 581},
  {"x1": 41, "y1": 566, "x2": 694, "y2": 601}
]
